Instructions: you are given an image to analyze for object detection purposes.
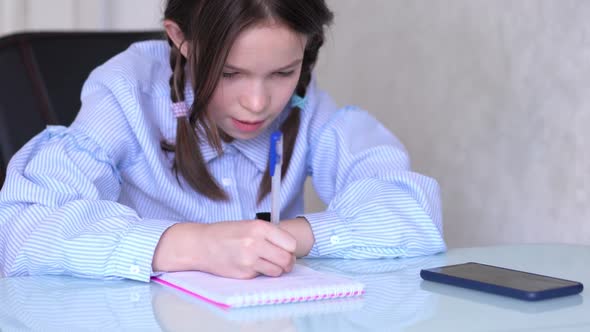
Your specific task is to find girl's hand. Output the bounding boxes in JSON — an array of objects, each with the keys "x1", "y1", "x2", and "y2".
[
  {"x1": 199, "y1": 220, "x2": 297, "y2": 279},
  {"x1": 152, "y1": 220, "x2": 296, "y2": 279}
]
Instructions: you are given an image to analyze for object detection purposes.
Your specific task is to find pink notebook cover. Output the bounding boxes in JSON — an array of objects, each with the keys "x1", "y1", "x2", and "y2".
[{"x1": 152, "y1": 264, "x2": 365, "y2": 308}]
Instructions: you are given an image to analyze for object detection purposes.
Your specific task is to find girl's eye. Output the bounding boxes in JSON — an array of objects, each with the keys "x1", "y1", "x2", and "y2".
[
  {"x1": 274, "y1": 70, "x2": 295, "y2": 77},
  {"x1": 222, "y1": 72, "x2": 238, "y2": 78}
]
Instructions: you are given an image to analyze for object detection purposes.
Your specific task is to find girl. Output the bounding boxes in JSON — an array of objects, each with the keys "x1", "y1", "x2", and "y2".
[{"x1": 0, "y1": 0, "x2": 445, "y2": 281}]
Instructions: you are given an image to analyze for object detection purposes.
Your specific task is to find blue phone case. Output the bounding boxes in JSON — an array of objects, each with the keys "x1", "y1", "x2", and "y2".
[{"x1": 420, "y1": 262, "x2": 584, "y2": 301}]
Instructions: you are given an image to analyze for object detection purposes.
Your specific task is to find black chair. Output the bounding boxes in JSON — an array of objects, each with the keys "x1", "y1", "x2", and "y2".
[{"x1": 0, "y1": 31, "x2": 163, "y2": 188}]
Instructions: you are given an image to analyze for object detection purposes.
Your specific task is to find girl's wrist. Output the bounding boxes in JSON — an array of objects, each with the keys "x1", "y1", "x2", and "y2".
[
  {"x1": 152, "y1": 222, "x2": 209, "y2": 273},
  {"x1": 279, "y1": 217, "x2": 315, "y2": 257}
]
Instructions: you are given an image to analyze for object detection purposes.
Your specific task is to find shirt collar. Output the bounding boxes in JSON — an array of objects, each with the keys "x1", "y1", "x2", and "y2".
[
  {"x1": 195, "y1": 129, "x2": 267, "y2": 173},
  {"x1": 232, "y1": 127, "x2": 273, "y2": 172}
]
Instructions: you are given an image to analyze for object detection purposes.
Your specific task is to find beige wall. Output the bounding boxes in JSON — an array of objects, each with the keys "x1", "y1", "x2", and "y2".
[
  {"x1": 1, "y1": 0, "x2": 589, "y2": 248},
  {"x1": 312, "y1": 0, "x2": 590, "y2": 248},
  {"x1": 0, "y1": 0, "x2": 162, "y2": 34}
]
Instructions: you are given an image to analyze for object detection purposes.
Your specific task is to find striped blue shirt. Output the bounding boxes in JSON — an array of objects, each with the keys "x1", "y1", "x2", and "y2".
[{"x1": 0, "y1": 41, "x2": 445, "y2": 282}]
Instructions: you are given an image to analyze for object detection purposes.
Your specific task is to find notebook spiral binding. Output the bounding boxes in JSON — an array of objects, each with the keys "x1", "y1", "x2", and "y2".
[{"x1": 232, "y1": 285, "x2": 365, "y2": 307}]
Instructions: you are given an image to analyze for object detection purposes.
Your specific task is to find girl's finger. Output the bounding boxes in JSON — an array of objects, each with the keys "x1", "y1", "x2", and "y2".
[{"x1": 253, "y1": 257, "x2": 284, "y2": 277}]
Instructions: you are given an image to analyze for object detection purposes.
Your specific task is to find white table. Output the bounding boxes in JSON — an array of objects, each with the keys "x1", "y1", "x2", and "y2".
[{"x1": 0, "y1": 244, "x2": 588, "y2": 331}]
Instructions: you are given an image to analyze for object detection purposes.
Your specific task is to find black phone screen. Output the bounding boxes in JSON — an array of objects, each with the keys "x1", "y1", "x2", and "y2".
[{"x1": 434, "y1": 263, "x2": 579, "y2": 292}]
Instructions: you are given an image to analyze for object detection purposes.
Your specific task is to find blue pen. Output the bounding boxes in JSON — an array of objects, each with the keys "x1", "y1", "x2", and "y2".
[{"x1": 269, "y1": 131, "x2": 283, "y2": 225}]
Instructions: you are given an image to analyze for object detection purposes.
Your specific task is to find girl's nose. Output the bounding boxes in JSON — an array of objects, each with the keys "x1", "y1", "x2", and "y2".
[{"x1": 239, "y1": 84, "x2": 269, "y2": 113}]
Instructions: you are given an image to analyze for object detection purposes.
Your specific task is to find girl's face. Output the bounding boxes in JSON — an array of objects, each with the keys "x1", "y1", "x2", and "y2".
[{"x1": 207, "y1": 22, "x2": 307, "y2": 140}]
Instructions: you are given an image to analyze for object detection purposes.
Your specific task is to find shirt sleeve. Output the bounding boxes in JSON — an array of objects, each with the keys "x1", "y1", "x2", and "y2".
[
  {"x1": 303, "y1": 106, "x2": 446, "y2": 258},
  {"x1": 0, "y1": 83, "x2": 177, "y2": 282}
]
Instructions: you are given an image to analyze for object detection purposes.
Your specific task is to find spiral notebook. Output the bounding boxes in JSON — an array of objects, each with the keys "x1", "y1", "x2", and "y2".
[{"x1": 151, "y1": 264, "x2": 365, "y2": 308}]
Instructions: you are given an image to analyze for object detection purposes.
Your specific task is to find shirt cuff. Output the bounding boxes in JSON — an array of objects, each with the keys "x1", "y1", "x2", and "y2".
[
  {"x1": 106, "y1": 218, "x2": 178, "y2": 282},
  {"x1": 301, "y1": 211, "x2": 354, "y2": 257}
]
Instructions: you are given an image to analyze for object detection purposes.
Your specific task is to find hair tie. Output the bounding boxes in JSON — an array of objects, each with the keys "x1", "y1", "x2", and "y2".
[
  {"x1": 171, "y1": 102, "x2": 190, "y2": 118},
  {"x1": 289, "y1": 94, "x2": 307, "y2": 109}
]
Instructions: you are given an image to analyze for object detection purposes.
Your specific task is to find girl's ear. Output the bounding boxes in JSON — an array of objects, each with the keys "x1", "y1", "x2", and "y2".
[{"x1": 164, "y1": 19, "x2": 190, "y2": 57}]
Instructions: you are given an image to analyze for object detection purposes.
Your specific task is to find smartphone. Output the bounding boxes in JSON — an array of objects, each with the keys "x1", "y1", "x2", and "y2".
[{"x1": 420, "y1": 262, "x2": 584, "y2": 301}]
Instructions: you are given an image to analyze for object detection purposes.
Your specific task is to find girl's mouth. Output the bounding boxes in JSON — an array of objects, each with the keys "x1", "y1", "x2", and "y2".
[{"x1": 231, "y1": 118, "x2": 265, "y2": 133}]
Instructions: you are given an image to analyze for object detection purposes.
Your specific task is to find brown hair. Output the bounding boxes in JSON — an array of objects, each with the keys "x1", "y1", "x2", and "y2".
[{"x1": 162, "y1": 0, "x2": 333, "y2": 202}]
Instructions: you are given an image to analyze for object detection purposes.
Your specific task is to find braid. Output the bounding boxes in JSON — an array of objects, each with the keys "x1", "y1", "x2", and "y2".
[
  {"x1": 257, "y1": 34, "x2": 324, "y2": 203},
  {"x1": 169, "y1": 42, "x2": 187, "y2": 102},
  {"x1": 161, "y1": 40, "x2": 228, "y2": 201}
]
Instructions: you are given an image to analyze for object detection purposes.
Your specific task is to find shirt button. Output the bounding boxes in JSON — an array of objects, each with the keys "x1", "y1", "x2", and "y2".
[
  {"x1": 330, "y1": 235, "x2": 341, "y2": 245},
  {"x1": 222, "y1": 178, "x2": 233, "y2": 187},
  {"x1": 129, "y1": 265, "x2": 140, "y2": 274}
]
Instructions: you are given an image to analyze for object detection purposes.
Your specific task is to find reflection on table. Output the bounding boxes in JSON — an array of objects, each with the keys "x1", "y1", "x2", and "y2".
[
  {"x1": 1, "y1": 245, "x2": 588, "y2": 331},
  {"x1": 0, "y1": 255, "x2": 445, "y2": 332}
]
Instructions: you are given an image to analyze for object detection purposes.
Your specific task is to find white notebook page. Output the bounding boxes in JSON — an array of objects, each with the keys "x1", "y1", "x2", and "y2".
[{"x1": 153, "y1": 264, "x2": 365, "y2": 308}]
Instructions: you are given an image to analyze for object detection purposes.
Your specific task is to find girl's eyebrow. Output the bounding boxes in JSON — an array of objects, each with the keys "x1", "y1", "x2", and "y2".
[{"x1": 224, "y1": 59, "x2": 303, "y2": 73}]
